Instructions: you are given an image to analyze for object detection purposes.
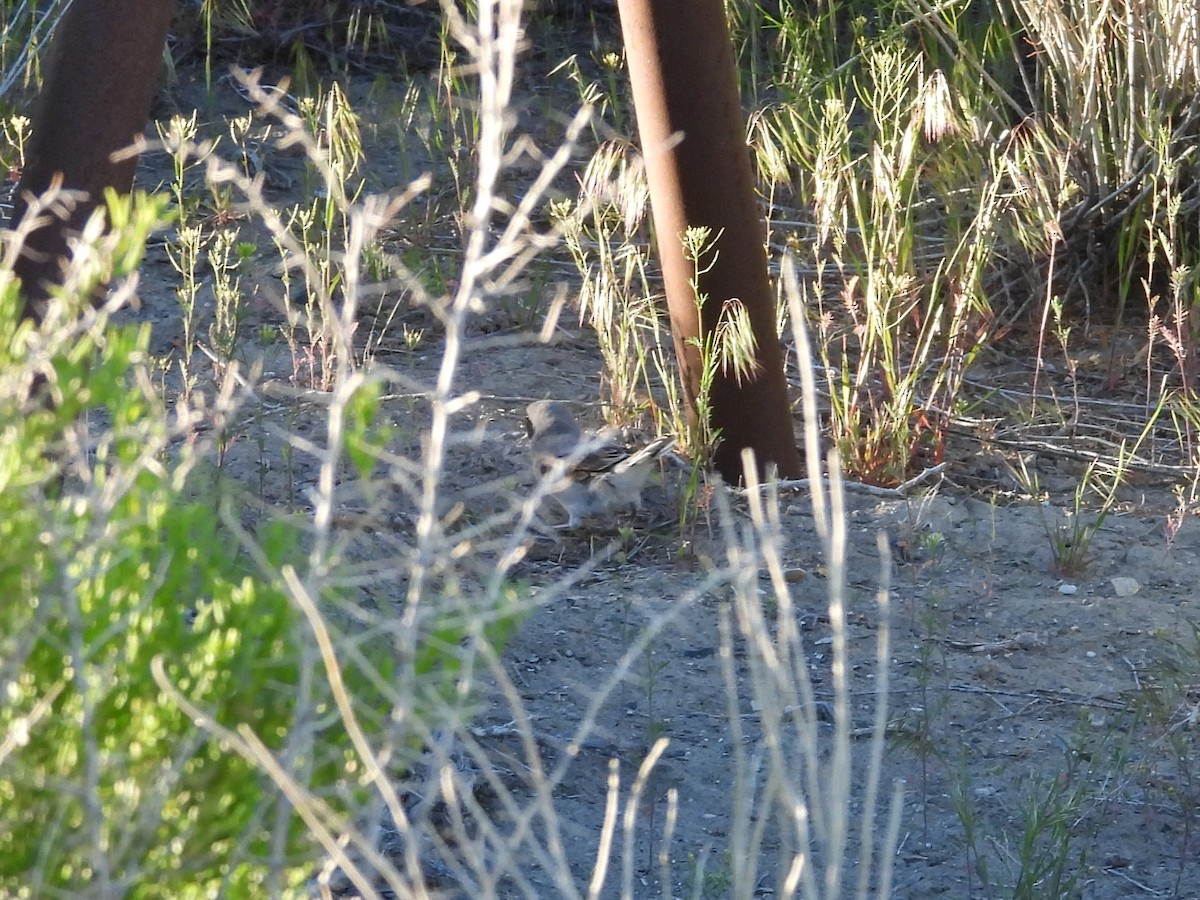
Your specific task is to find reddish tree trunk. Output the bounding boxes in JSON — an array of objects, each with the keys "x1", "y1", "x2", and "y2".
[
  {"x1": 11, "y1": 0, "x2": 173, "y2": 321},
  {"x1": 616, "y1": 0, "x2": 801, "y2": 481}
]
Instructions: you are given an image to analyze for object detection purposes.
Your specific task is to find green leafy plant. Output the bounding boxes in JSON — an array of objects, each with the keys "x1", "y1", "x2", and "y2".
[
  {"x1": 0, "y1": 191, "x2": 388, "y2": 895},
  {"x1": 0, "y1": 182, "x2": 527, "y2": 895},
  {"x1": 1006, "y1": 443, "x2": 1133, "y2": 577}
]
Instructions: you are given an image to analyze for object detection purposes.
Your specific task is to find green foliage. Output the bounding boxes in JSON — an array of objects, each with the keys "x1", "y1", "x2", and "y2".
[
  {"x1": 3, "y1": 359, "x2": 536, "y2": 892},
  {"x1": 0, "y1": 192, "x2": 401, "y2": 895},
  {"x1": 5, "y1": 339, "x2": 309, "y2": 893},
  {"x1": 0, "y1": 331, "x2": 399, "y2": 896},
  {"x1": 0, "y1": 166, "x2": 535, "y2": 892},
  {"x1": 344, "y1": 377, "x2": 387, "y2": 481}
]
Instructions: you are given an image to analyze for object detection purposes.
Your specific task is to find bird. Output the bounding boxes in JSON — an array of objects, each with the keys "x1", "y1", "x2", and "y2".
[{"x1": 523, "y1": 400, "x2": 675, "y2": 528}]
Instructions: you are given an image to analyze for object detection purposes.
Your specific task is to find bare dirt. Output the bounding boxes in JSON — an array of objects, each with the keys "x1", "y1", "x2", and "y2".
[{"x1": 115, "y1": 53, "x2": 1200, "y2": 900}]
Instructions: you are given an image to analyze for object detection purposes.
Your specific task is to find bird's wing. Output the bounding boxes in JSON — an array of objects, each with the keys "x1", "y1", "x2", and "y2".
[
  {"x1": 610, "y1": 436, "x2": 675, "y2": 473},
  {"x1": 572, "y1": 440, "x2": 634, "y2": 474}
]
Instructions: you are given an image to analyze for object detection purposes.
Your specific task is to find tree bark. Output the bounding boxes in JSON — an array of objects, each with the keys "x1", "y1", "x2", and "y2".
[
  {"x1": 11, "y1": 0, "x2": 174, "y2": 322},
  {"x1": 616, "y1": 0, "x2": 801, "y2": 481}
]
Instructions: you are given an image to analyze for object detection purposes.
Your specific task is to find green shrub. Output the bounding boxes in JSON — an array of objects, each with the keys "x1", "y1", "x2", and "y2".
[{"x1": 0, "y1": 193, "x2": 399, "y2": 896}]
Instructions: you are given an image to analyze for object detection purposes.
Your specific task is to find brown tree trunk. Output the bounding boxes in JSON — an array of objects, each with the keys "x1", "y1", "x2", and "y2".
[
  {"x1": 11, "y1": 0, "x2": 173, "y2": 322},
  {"x1": 616, "y1": 0, "x2": 801, "y2": 482}
]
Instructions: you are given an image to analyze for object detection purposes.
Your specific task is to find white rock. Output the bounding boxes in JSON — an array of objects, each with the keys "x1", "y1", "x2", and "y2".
[{"x1": 1111, "y1": 576, "x2": 1140, "y2": 597}]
